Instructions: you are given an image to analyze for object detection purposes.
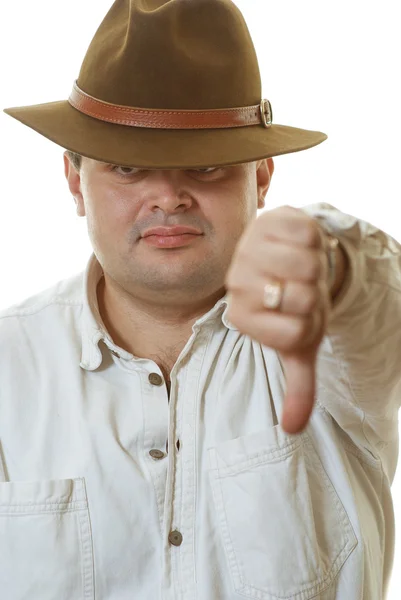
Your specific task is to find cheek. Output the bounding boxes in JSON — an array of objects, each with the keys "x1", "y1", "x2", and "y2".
[
  {"x1": 229, "y1": 194, "x2": 256, "y2": 227},
  {"x1": 208, "y1": 187, "x2": 253, "y2": 230},
  {"x1": 84, "y1": 186, "x2": 138, "y2": 229},
  {"x1": 216, "y1": 206, "x2": 252, "y2": 250}
]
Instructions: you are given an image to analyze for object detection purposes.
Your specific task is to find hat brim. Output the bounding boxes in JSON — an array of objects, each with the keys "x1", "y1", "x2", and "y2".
[{"x1": 4, "y1": 100, "x2": 327, "y2": 169}]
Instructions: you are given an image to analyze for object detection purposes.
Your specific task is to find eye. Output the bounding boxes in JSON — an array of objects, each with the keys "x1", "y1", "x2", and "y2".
[
  {"x1": 112, "y1": 166, "x2": 143, "y2": 176},
  {"x1": 110, "y1": 165, "x2": 221, "y2": 177},
  {"x1": 192, "y1": 167, "x2": 218, "y2": 174}
]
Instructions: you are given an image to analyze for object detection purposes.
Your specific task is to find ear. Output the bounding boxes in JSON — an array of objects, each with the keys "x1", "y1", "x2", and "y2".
[
  {"x1": 256, "y1": 158, "x2": 274, "y2": 209},
  {"x1": 63, "y1": 152, "x2": 86, "y2": 217}
]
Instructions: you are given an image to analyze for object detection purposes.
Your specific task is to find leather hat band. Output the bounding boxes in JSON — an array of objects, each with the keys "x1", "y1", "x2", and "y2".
[{"x1": 68, "y1": 81, "x2": 273, "y2": 130}]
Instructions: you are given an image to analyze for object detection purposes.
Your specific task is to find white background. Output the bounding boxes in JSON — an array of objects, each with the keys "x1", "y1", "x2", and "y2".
[{"x1": 0, "y1": 1, "x2": 400, "y2": 597}]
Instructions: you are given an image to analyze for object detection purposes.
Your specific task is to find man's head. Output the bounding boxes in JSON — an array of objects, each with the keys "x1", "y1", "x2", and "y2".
[{"x1": 64, "y1": 152, "x2": 274, "y2": 307}]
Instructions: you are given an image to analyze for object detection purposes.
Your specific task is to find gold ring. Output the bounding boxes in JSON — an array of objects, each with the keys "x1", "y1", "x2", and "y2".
[{"x1": 263, "y1": 281, "x2": 284, "y2": 311}]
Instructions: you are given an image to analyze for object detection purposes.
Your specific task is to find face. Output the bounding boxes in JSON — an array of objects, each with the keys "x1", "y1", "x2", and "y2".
[{"x1": 64, "y1": 156, "x2": 274, "y2": 305}]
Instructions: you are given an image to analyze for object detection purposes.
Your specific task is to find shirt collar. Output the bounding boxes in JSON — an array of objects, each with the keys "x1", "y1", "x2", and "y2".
[{"x1": 80, "y1": 253, "x2": 238, "y2": 371}]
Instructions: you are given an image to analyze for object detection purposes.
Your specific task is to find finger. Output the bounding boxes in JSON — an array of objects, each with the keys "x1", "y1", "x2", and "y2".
[
  {"x1": 233, "y1": 277, "x2": 328, "y2": 317},
  {"x1": 233, "y1": 240, "x2": 328, "y2": 284},
  {"x1": 279, "y1": 349, "x2": 318, "y2": 434},
  {"x1": 256, "y1": 207, "x2": 324, "y2": 248},
  {"x1": 273, "y1": 279, "x2": 328, "y2": 318},
  {"x1": 225, "y1": 306, "x2": 320, "y2": 353}
]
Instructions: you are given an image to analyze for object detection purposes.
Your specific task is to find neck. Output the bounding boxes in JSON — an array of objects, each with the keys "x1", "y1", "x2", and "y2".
[{"x1": 96, "y1": 276, "x2": 225, "y2": 359}]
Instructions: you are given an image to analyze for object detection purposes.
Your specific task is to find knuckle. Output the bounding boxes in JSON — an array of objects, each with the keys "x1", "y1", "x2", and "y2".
[
  {"x1": 285, "y1": 318, "x2": 309, "y2": 349},
  {"x1": 321, "y1": 250, "x2": 329, "y2": 280},
  {"x1": 310, "y1": 253, "x2": 323, "y2": 281},
  {"x1": 283, "y1": 204, "x2": 298, "y2": 214},
  {"x1": 300, "y1": 286, "x2": 319, "y2": 313},
  {"x1": 296, "y1": 318, "x2": 310, "y2": 341},
  {"x1": 303, "y1": 222, "x2": 322, "y2": 248},
  {"x1": 307, "y1": 254, "x2": 322, "y2": 281}
]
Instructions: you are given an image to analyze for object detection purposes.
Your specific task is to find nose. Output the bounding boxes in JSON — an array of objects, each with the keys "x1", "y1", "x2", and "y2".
[{"x1": 145, "y1": 170, "x2": 193, "y2": 213}]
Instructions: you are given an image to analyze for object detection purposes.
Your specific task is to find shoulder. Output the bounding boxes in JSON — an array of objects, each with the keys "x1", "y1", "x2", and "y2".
[{"x1": 0, "y1": 271, "x2": 85, "y2": 353}]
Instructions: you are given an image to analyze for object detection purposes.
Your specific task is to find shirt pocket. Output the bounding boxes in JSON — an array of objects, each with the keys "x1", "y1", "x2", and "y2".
[
  {"x1": 0, "y1": 477, "x2": 95, "y2": 600},
  {"x1": 207, "y1": 426, "x2": 358, "y2": 600}
]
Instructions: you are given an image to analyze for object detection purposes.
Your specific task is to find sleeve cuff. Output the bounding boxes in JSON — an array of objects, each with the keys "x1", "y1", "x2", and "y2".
[
  {"x1": 299, "y1": 203, "x2": 365, "y2": 325},
  {"x1": 328, "y1": 234, "x2": 364, "y2": 324}
]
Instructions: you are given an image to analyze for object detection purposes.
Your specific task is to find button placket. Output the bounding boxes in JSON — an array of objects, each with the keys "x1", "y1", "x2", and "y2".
[
  {"x1": 149, "y1": 370, "x2": 179, "y2": 460},
  {"x1": 142, "y1": 369, "x2": 170, "y2": 538},
  {"x1": 157, "y1": 325, "x2": 206, "y2": 594},
  {"x1": 174, "y1": 326, "x2": 213, "y2": 595},
  {"x1": 149, "y1": 372, "x2": 171, "y2": 462},
  {"x1": 165, "y1": 439, "x2": 180, "y2": 454}
]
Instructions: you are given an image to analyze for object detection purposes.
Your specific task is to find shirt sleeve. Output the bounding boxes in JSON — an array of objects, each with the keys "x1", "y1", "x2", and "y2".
[{"x1": 300, "y1": 202, "x2": 401, "y2": 480}]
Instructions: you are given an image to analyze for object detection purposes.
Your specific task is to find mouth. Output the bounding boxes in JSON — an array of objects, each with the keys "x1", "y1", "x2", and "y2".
[
  {"x1": 142, "y1": 233, "x2": 202, "y2": 248},
  {"x1": 142, "y1": 226, "x2": 202, "y2": 238}
]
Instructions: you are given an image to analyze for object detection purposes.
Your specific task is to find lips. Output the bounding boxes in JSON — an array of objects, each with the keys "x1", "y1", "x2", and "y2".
[{"x1": 142, "y1": 226, "x2": 202, "y2": 237}]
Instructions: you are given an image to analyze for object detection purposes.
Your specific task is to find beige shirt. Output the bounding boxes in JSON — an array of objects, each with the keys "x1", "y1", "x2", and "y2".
[{"x1": 0, "y1": 202, "x2": 400, "y2": 600}]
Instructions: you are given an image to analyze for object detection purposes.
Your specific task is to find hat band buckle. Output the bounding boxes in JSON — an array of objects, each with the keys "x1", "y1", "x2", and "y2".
[{"x1": 260, "y1": 99, "x2": 273, "y2": 128}]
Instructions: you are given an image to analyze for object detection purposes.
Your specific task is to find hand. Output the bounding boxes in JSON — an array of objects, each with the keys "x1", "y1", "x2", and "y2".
[{"x1": 224, "y1": 205, "x2": 332, "y2": 434}]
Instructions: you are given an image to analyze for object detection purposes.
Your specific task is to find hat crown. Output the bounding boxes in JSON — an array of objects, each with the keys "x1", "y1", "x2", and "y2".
[{"x1": 77, "y1": 0, "x2": 262, "y2": 110}]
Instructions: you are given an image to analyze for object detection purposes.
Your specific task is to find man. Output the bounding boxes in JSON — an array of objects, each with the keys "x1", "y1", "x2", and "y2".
[{"x1": 1, "y1": 1, "x2": 400, "y2": 599}]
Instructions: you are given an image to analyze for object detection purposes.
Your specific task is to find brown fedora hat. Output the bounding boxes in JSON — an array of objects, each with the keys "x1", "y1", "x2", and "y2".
[{"x1": 3, "y1": 0, "x2": 327, "y2": 169}]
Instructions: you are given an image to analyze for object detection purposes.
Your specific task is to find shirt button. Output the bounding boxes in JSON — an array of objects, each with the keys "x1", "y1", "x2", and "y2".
[
  {"x1": 168, "y1": 530, "x2": 183, "y2": 547},
  {"x1": 149, "y1": 449, "x2": 165, "y2": 460},
  {"x1": 149, "y1": 373, "x2": 164, "y2": 386}
]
